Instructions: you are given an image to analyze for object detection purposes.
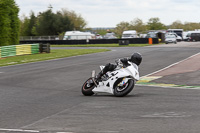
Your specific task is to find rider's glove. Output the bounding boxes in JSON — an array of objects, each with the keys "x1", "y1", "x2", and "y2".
[{"x1": 120, "y1": 58, "x2": 130, "y2": 67}]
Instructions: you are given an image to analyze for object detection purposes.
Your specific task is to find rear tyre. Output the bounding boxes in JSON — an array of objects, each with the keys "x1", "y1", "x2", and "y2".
[
  {"x1": 82, "y1": 78, "x2": 95, "y2": 96},
  {"x1": 113, "y1": 79, "x2": 134, "y2": 97}
]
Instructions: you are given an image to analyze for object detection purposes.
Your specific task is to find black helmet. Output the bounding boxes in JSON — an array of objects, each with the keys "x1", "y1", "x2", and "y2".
[{"x1": 130, "y1": 53, "x2": 142, "y2": 66}]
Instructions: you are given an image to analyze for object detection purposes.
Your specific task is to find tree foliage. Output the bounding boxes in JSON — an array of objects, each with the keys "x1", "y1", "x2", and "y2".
[
  {"x1": 183, "y1": 22, "x2": 200, "y2": 31},
  {"x1": 115, "y1": 17, "x2": 200, "y2": 37},
  {"x1": 36, "y1": 8, "x2": 57, "y2": 35},
  {"x1": 169, "y1": 20, "x2": 183, "y2": 29},
  {"x1": 114, "y1": 19, "x2": 147, "y2": 37},
  {"x1": 130, "y1": 18, "x2": 147, "y2": 33},
  {"x1": 114, "y1": 21, "x2": 130, "y2": 38},
  {"x1": 0, "y1": 0, "x2": 20, "y2": 46},
  {"x1": 20, "y1": 11, "x2": 36, "y2": 36},
  {"x1": 147, "y1": 17, "x2": 166, "y2": 30},
  {"x1": 169, "y1": 20, "x2": 200, "y2": 31},
  {"x1": 60, "y1": 9, "x2": 87, "y2": 31},
  {"x1": 20, "y1": 7, "x2": 87, "y2": 36},
  {"x1": 20, "y1": 5, "x2": 200, "y2": 38}
]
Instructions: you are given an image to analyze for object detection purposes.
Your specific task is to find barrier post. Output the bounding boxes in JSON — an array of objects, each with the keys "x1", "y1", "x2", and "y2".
[{"x1": 148, "y1": 38, "x2": 153, "y2": 45}]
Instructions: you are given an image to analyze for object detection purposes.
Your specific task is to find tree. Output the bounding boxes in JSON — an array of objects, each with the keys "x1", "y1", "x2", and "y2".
[
  {"x1": 20, "y1": 12, "x2": 37, "y2": 36},
  {"x1": 0, "y1": 0, "x2": 20, "y2": 46},
  {"x1": 93, "y1": 28, "x2": 108, "y2": 36},
  {"x1": 130, "y1": 18, "x2": 147, "y2": 33},
  {"x1": 60, "y1": 9, "x2": 87, "y2": 31},
  {"x1": 147, "y1": 17, "x2": 166, "y2": 30},
  {"x1": 169, "y1": 20, "x2": 184, "y2": 29},
  {"x1": 0, "y1": 0, "x2": 11, "y2": 46},
  {"x1": 183, "y1": 22, "x2": 200, "y2": 31},
  {"x1": 19, "y1": 7, "x2": 87, "y2": 36},
  {"x1": 35, "y1": 7, "x2": 56, "y2": 35},
  {"x1": 35, "y1": 7, "x2": 75, "y2": 36},
  {"x1": 20, "y1": 15, "x2": 30, "y2": 36},
  {"x1": 9, "y1": 0, "x2": 20, "y2": 45},
  {"x1": 114, "y1": 21, "x2": 130, "y2": 38},
  {"x1": 27, "y1": 11, "x2": 37, "y2": 36},
  {"x1": 54, "y1": 11, "x2": 73, "y2": 34}
]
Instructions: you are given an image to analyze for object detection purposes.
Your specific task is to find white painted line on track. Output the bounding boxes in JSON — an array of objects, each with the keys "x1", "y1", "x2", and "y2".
[
  {"x1": 0, "y1": 128, "x2": 39, "y2": 132},
  {"x1": 57, "y1": 132, "x2": 75, "y2": 133}
]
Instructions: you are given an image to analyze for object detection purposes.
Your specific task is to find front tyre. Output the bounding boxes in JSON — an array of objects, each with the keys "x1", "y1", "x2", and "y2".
[
  {"x1": 113, "y1": 79, "x2": 135, "y2": 97},
  {"x1": 82, "y1": 78, "x2": 95, "y2": 96}
]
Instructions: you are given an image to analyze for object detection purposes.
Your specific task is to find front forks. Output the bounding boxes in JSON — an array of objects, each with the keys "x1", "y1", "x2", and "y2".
[{"x1": 91, "y1": 70, "x2": 98, "y2": 86}]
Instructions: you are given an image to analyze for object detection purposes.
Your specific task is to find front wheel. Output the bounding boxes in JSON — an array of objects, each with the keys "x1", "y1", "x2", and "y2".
[
  {"x1": 113, "y1": 79, "x2": 135, "y2": 97},
  {"x1": 82, "y1": 78, "x2": 95, "y2": 96}
]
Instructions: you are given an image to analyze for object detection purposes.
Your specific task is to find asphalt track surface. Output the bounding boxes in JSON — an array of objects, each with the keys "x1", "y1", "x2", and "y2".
[{"x1": 0, "y1": 42, "x2": 200, "y2": 133}]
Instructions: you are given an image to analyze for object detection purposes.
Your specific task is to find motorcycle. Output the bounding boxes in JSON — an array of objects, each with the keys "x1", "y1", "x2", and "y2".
[{"x1": 81, "y1": 59, "x2": 140, "y2": 97}]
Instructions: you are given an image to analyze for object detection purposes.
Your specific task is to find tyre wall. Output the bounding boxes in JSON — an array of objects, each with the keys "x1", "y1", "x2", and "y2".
[{"x1": 0, "y1": 44, "x2": 40, "y2": 58}]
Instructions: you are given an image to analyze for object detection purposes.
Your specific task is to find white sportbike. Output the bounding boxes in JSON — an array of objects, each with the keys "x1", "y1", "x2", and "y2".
[{"x1": 82, "y1": 60, "x2": 140, "y2": 97}]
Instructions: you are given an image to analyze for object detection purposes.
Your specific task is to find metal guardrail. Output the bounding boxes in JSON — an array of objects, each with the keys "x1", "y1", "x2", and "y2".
[
  {"x1": 20, "y1": 36, "x2": 60, "y2": 41},
  {"x1": 20, "y1": 35, "x2": 95, "y2": 40}
]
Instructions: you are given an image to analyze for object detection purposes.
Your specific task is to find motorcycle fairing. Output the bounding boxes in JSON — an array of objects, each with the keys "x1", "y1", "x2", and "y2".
[{"x1": 92, "y1": 63, "x2": 139, "y2": 94}]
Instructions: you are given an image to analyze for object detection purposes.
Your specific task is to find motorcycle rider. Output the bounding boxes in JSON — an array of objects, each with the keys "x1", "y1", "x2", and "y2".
[{"x1": 96, "y1": 52, "x2": 142, "y2": 81}]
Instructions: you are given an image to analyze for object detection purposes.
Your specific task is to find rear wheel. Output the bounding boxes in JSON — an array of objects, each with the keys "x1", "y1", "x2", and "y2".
[
  {"x1": 113, "y1": 78, "x2": 134, "y2": 97},
  {"x1": 82, "y1": 78, "x2": 95, "y2": 96}
]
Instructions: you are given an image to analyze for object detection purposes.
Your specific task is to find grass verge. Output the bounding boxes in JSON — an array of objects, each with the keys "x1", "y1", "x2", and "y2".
[
  {"x1": 0, "y1": 49, "x2": 110, "y2": 67},
  {"x1": 51, "y1": 44, "x2": 156, "y2": 47}
]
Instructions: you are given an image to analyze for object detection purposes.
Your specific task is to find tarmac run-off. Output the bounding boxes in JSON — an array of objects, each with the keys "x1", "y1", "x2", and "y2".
[{"x1": 137, "y1": 52, "x2": 200, "y2": 89}]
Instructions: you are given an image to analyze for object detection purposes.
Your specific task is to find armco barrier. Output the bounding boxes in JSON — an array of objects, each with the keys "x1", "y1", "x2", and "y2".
[
  {"x1": 0, "y1": 44, "x2": 41, "y2": 58},
  {"x1": 20, "y1": 38, "x2": 159, "y2": 45}
]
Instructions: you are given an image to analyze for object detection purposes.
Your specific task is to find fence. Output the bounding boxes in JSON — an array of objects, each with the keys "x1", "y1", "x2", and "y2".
[
  {"x1": 20, "y1": 36, "x2": 59, "y2": 40},
  {"x1": 0, "y1": 44, "x2": 40, "y2": 58},
  {"x1": 20, "y1": 38, "x2": 159, "y2": 45}
]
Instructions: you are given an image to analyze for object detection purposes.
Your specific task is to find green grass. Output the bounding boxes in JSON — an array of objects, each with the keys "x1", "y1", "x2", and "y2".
[
  {"x1": 51, "y1": 43, "x2": 156, "y2": 47},
  {"x1": 0, "y1": 49, "x2": 110, "y2": 67}
]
